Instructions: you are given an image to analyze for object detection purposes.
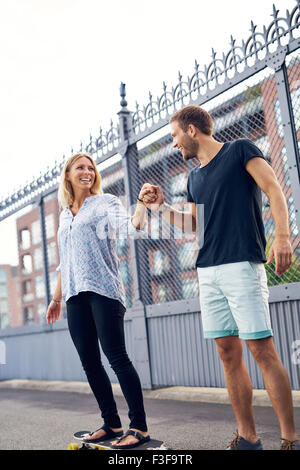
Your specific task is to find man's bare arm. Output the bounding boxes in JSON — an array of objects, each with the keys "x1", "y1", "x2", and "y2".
[
  {"x1": 141, "y1": 184, "x2": 197, "y2": 233},
  {"x1": 246, "y1": 157, "x2": 292, "y2": 275}
]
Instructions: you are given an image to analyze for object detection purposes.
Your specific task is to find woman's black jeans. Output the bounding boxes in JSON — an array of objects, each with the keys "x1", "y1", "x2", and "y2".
[{"x1": 66, "y1": 291, "x2": 147, "y2": 432}]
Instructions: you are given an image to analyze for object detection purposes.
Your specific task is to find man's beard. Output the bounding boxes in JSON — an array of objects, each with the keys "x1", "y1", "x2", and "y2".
[
  {"x1": 182, "y1": 150, "x2": 197, "y2": 161},
  {"x1": 182, "y1": 141, "x2": 199, "y2": 161}
]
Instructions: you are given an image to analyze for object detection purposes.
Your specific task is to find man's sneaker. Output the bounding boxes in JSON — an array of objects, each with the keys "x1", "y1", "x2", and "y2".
[
  {"x1": 226, "y1": 432, "x2": 263, "y2": 450},
  {"x1": 280, "y1": 439, "x2": 300, "y2": 450}
]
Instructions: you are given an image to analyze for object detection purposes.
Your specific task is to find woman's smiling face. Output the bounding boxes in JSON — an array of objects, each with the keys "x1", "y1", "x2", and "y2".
[{"x1": 66, "y1": 156, "x2": 96, "y2": 193}]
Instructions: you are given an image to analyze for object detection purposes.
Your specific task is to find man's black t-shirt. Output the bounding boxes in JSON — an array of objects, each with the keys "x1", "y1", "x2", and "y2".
[{"x1": 187, "y1": 138, "x2": 267, "y2": 268}]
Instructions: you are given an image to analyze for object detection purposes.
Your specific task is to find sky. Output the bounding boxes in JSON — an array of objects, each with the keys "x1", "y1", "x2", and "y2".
[{"x1": 0, "y1": 0, "x2": 294, "y2": 263}]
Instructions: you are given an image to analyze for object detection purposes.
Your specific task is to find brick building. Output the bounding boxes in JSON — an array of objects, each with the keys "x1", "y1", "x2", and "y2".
[
  {"x1": 16, "y1": 193, "x2": 60, "y2": 325},
  {"x1": 0, "y1": 264, "x2": 21, "y2": 328}
]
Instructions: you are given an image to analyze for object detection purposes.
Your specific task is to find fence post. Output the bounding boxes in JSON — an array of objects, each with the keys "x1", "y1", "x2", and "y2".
[
  {"x1": 273, "y1": 57, "x2": 300, "y2": 233},
  {"x1": 38, "y1": 196, "x2": 51, "y2": 317},
  {"x1": 117, "y1": 83, "x2": 152, "y2": 389}
]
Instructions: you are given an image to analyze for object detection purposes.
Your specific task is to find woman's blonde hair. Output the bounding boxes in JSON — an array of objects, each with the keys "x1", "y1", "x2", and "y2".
[{"x1": 57, "y1": 152, "x2": 103, "y2": 209}]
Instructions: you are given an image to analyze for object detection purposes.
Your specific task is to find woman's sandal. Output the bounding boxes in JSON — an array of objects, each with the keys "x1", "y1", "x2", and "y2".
[
  {"x1": 83, "y1": 424, "x2": 123, "y2": 444},
  {"x1": 111, "y1": 430, "x2": 151, "y2": 449}
]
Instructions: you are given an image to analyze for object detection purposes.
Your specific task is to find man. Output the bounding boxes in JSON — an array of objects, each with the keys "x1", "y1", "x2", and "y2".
[{"x1": 141, "y1": 105, "x2": 299, "y2": 450}]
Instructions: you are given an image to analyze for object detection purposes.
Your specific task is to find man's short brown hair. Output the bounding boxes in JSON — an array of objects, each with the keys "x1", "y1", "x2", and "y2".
[{"x1": 170, "y1": 105, "x2": 213, "y2": 135}]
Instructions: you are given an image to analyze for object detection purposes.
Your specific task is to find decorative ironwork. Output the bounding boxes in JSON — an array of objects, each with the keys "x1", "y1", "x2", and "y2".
[
  {"x1": 0, "y1": 1, "x2": 299, "y2": 220},
  {"x1": 0, "y1": 122, "x2": 120, "y2": 220},
  {"x1": 131, "y1": 1, "x2": 300, "y2": 137},
  {"x1": 87, "y1": 122, "x2": 121, "y2": 160}
]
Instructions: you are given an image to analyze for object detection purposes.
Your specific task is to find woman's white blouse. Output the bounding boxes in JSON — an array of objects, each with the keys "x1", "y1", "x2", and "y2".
[{"x1": 56, "y1": 193, "x2": 145, "y2": 307}]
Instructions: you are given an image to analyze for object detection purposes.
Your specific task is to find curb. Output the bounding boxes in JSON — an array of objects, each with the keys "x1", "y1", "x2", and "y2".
[{"x1": 1, "y1": 379, "x2": 300, "y2": 407}]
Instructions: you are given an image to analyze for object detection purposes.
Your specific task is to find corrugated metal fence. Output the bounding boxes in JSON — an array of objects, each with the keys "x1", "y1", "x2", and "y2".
[{"x1": 1, "y1": 295, "x2": 300, "y2": 389}]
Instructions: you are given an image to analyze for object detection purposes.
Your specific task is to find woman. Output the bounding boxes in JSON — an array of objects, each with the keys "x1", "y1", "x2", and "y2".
[{"x1": 46, "y1": 152, "x2": 156, "y2": 449}]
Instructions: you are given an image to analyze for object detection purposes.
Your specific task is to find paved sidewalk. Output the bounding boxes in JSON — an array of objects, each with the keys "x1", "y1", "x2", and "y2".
[
  {"x1": 1, "y1": 385, "x2": 300, "y2": 450},
  {"x1": 1, "y1": 379, "x2": 300, "y2": 406}
]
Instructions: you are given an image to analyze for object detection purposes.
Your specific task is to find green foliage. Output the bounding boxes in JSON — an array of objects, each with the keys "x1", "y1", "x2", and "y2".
[{"x1": 244, "y1": 84, "x2": 262, "y2": 102}]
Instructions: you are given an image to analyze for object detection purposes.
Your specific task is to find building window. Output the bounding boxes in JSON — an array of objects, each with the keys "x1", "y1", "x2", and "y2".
[
  {"x1": 20, "y1": 228, "x2": 31, "y2": 250},
  {"x1": 31, "y1": 220, "x2": 41, "y2": 245},
  {"x1": 33, "y1": 247, "x2": 43, "y2": 271},
  {"x1": 253, "y1": 135, "x2": 271, "y2": 162},
  {"x1": 21, "y1": 254, "x2": 33, "y2": 274},
  {"x1": 49, "y1": 271, "x2": 57, "y2": 296},
  {"x1": 35, "y1": 275, "x2": 45, "y2": 299},
  {"x1": 0, "y1": 313, "x2": 9, "y2": 329},
  {"x1": 182, "y1": 278, "x2": 199, "y2": 299},
  {"x1": 125, "y1": 288, "x2": 132, "y2": 309},
  {"x1": 170, "y1": 172, "x2": 188, "y2": 204},
  {"x1": 45, "y1": 214, "x2": 55, "y2": 239},
  {"x1": 119, "y1": 261, "x2": 130, "y2": 284},
  {"x1": 152, "y1": 250, "x2": 170, "y2": 276},
  {"x1": 263, "y1": 218, "x2": 275, "y2": 236},
  {"x1": 178, "y1": 243, "x2": 197, "y2": 270},
  {"x1": 156, "y1": 283, "x2": 172, "y2": 303},
  {"x1": 150, "y1": 214, "x2": 160, "y2": 239},
  {"x1": 0, "y1": 299, "x2": 9, "y2": 314},
  {"x1": 117, "y1": 237, "x2": 128, "y2": 256},
  {"x1": 0, "y1": 269, "x2": 7, "y2": 282},
  {"x1": 37, "y1": 303, "x2": 46, "y2": 323},
  {"x1": 22, "y1": 280, "x2": 34, "y2": 303},
  {"x1": 288, "y1": 197, "x2": 299, "y2": 236},
  {"x1": 22, "y1": 279, "x2": 32, "y2": 295},
  {"x1": 47, "y1": 241, "x2": 57, "y2": 267},
  {"x1": 0, "y1": 283, "x2": 8, "y2": 297},
  {"x1": 24, "y1": 306, "x2": 34, "y2": 324}
]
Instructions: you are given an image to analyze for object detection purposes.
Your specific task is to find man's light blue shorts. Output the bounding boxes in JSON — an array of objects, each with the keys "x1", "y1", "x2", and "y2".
[{"x1": 197, "y1": 261, "x2": 273, "y2": 340}]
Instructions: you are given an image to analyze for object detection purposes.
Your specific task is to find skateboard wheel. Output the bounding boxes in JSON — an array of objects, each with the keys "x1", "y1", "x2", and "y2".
[{"x1": 68, "y1": 442, "x2": 80, "y2": 450}]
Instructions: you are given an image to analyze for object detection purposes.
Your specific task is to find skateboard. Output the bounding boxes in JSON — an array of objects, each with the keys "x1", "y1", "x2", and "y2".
[{"x1": 68, "y1": 430, "x2": 170, "y2": 450}]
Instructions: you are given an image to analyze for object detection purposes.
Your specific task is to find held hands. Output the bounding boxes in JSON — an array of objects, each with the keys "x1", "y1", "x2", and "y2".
[
  {"x1": 138, "y1": 183, "x2": 164, "y2": 211},
  {"x1": 46, "y1": 300, "x2": 61, "y2": 324},
  {"x1": 266, "y1": 237, "x2": 292, "y2": 276}
]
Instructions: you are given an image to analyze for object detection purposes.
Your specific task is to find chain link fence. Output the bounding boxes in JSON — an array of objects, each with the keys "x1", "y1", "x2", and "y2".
[
  {"x1": 0, "y1": 2, "x2": 299, "y2": 326},
  {"x1": 124, "y1": 57, "x2": 300, "y2": 307},
  {"x1": 134, "y1": 137, "x2": 198, "y2": 305}
]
